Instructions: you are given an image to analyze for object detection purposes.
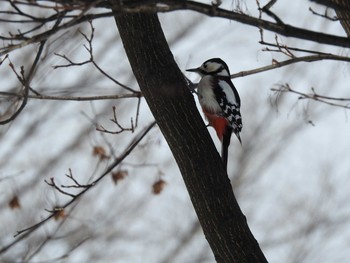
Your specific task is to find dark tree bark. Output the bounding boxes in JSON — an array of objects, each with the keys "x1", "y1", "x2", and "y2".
[
  {"x1": 334, "y1": 0, "x2": 350, "y2": 37},
  {"x1": 312, "y1": 0, "x2": 350, "y2": 37},
  {"x1": 110, "y1": 2, "x2": 268, "y2": 262}
]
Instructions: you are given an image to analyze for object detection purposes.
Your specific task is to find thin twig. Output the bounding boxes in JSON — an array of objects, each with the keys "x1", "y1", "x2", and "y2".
[
  {"x1": 309, "y1": 7, "x2": 338, "y2": 21},
  {"x1": 45, "y1": 178, "x2": 77, "y2": 198},
  {"x1": 0, "y1": 91, "x2": 142, "y2": 101},
  {"x1": 10, "y1": 121, "x2": 156, "y2": 239},
  {"x1": 2, "y1": 0, "x2": 350, "y2": 57},
  {"x1": 0, "y1": 40, "x2": 46, "y2": 124},
  {"x1": 261, "y1": 0, "x2": 284, "y2": 25},
  {"x1": 61, "y1": 168, "x2": 95, "y2": 188},
  {"x1": 271, "y1": 84, "x2": 350, "y2": 109},
  {"x1": 97, "y1": 105, "x2": 135, "y2": 134},
  {"x1": 53, "y1": 21, "x2": 137, "y2": 93},
  {"x1": 231, "y1": 54, "x2": 350, "y2": 79}
]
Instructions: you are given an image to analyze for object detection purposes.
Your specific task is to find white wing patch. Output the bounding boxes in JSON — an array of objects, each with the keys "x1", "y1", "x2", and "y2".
[{"x1": 197, "y1": 76, "x2": 222, "y2": 113}]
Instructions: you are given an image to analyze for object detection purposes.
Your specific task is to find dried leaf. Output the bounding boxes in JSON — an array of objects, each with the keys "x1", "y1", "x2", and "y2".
[
  {"x1": 53, "y1": 207, "x2": 65, "y2": 221},
  {"x1": 9, "y1": 195, "x2": 21, "y2": 209},
  {"x1": 152, "y1": 179, "x2": 166, "y2": 195},
  {"x1": 111, "y1": 170, "x2": 128, "y2": 184},
  {"x1": 92, "y1": 146, "x2": 109, "y2": 160}
]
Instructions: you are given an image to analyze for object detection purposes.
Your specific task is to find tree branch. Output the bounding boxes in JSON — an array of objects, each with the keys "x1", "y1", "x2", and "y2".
[
  {"x1": 1, "y1": 0, "x2": 350, "y2": 57},
  {"x1": 0, "y1": 91, "x2": 141, "y2": 101},
  {"x1": 272, "y1": 84, "x2": 350, "y2": 109},
  {"x1": 0, "y1": 121, "x2": 155, "y2": 253},
  {"x1": 0, "y1": 40, "x2": 46, "y2": 124},
  {"x1": 231, "y1": 53, "x2": 350, "y2": 78},
  {"x1": 112, "y1": 0, "x2": 350, "y2": 48}
]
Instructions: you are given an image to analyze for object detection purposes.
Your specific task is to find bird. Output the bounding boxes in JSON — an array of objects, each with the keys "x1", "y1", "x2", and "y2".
[{"x1": 186, "y1": 58, "x2": 242, "y2": 169}]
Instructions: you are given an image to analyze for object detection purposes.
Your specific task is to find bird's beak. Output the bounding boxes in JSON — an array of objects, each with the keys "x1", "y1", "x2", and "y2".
[{"x1": 186, "y1": 67, "x2": 200, "y2": 73}]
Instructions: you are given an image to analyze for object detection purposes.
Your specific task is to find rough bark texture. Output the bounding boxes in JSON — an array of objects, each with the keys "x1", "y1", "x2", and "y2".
[
  {"x1": 334, "y1": 0, "x2": 350, "y2": 37},
  {"x1": 110, "y1": 4, "x2": 267, "y2": 262}
]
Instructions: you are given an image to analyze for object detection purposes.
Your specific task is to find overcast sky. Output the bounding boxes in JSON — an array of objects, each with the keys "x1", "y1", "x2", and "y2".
[{"x1": 1, "y1": 1, "x2": 350, "y2": 262}]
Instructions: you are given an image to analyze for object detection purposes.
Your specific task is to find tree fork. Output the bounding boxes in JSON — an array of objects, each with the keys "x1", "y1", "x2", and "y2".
[{"x1": 111, "y1": 5, "x2": 267, "y2": 262}]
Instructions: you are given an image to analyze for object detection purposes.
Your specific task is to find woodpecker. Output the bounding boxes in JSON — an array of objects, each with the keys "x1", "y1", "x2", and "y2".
[{"x1": 186, "y1": 58, "x2": 242, "y2": 169}]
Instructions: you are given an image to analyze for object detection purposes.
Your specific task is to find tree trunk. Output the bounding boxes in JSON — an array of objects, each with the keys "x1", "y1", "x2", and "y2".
[
  {"x1": 333, "y1": 0, "x2": 350, "y2": 37},
  {"x1": 110, "y1": 4, "x2": 267, "y2": 262}
]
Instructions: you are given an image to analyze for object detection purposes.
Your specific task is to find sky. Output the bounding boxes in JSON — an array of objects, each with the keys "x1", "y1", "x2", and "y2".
[{"x1": 1, "y1": 1, "x2": 350, "y2": 262}]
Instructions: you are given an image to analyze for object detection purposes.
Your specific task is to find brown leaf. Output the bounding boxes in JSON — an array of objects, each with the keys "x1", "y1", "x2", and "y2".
[
  {"x1": 111, "y1": 170, "x2": 128, "y2": 184},
  {"x1": 9, "y1": 195, "x2": 21, "y2": 209},
  {"x1": 53, "y1": 207, "x2": 65, "y2": 221},
  {"x1": 92, "y1": 146, "x2": 109, "y2": 160},
  {"x1": 152, "y1": 179, "x2": 166, "y2": 195}
]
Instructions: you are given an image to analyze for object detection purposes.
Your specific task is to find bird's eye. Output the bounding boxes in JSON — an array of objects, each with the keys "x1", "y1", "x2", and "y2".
[{"x1": 203, "y1": 64, "x2": 207, "y2": 68}]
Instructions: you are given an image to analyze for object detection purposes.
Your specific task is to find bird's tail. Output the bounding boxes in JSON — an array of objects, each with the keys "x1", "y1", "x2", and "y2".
[
  {"x1": 221, "y1": 126, "x2": 233, "y2": 170},
  {"x1": 235, "y1": 132, "x2": 242, "y2": 145}
]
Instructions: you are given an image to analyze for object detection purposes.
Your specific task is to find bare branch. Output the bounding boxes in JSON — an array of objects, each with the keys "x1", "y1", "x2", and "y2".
[
  {"x1": 263, "y1": 35, "x2": 296, "y2": 58},
  {"x1": 8, "y1": 121, "x2": 156, "y2": 240},
  {"x1": 53, "y1": 21, "x2": 138, "y2": 92},
  {"x1": 260, "y1": 39, "x2": 338, "y2": 55},
  {"x1": 133, "y1": 96, "x2": 142, "y2": 130},
  {"x1": 1, "y1": 0, "x2": 350, "y2": 57},
  {"x1": 53, "y1": 52, "x2": 91, "y2": 67},
  {"x1": 271, "y1": 84, "x2": 350, "y2": 109},
  {"x1": 110, "y1": 0, "x2": 350, "y2": 48},
  {"x1": 0, "y1": 91, "x2": 142, "y2": 101},
  {"x1": 44, "y1": 177, "x2": 77, "y2": 198},
  {"x1": 260, "y1": 0, "x2": 284, "y2": 25},
  {"x1": 309, "y1": 7, "x2": 338, "y2": 21},
  {"x1": 231, "y1": 54, "x2": 350, "y2": 79},
  {"x1": 62, "y1": 168, "x2": 96, "y2": 188},
  {"x1": 0, "y1": 3, "x2": 109, "y2": 56},
  {"x1": 0, "y1": 40, "x2": 46, "y2": 125},
  {"x1": 97, "y1": 105, "x2": 135, "y2": 134}
]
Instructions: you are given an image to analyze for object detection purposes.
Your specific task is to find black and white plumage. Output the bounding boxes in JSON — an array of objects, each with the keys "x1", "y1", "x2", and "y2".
[{"x1": 187, "y1": 58, "x2": 242, "y2": 169}]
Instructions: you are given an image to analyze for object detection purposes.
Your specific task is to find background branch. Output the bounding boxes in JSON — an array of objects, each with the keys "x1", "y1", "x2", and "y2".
[
  {"x1": 0, "y1": 121, "x2": 156, "y2": 253},
  {"x1": 272, "y1": 84, "x2": 350, "y2": 109},
  {"x1": 1, "y1": 0, "x2": 350, "y2": 57},
  {"x1": 231, "y1": 53, "x2": 350, "y2": 79}
]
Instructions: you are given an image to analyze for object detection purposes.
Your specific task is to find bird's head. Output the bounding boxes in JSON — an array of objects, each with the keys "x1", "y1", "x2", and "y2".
[{"x1": 186, "y1": 58, "x2": 230, "y2": 77}]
